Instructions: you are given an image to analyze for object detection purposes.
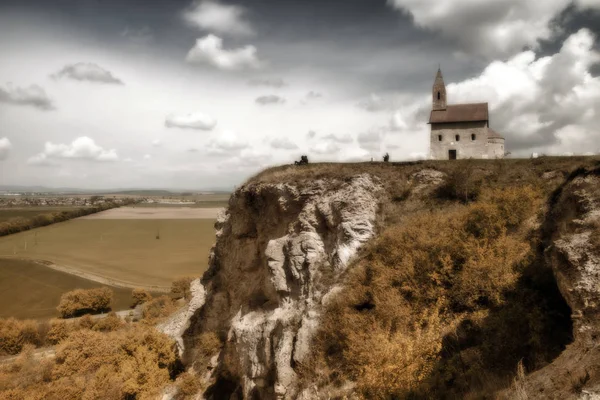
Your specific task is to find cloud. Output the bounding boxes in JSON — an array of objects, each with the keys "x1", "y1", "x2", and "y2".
[
  {"x1": 307, "y1": 130, "x2": 317, "y2": 139},
  {"x1": 165, "y1": 112, "x2": 217, "y2": 130},
  {"x1": 52, "y1": 62, "x2": 123, "y2": 84},
  {"x1": 256, "y1": 95, "x2": 286, "y2": 105},
  {"x1": 28, "y1": 137, "x2": 118, "y2": 165},
  {"x1": 387, "y1": 0, "x2": 578, "y2": 59},
  {"x1": 390, "y1": 28, "x2": 600, "y2": 156},
  {"x1": 357, "y1": 94, "x2": 397, "y2": 112},
  {"x1": 270, "y1": 137, "x2": 298, "y2": 150},
  {"x1": 0, "y1": 138, "x2": 12, "y2": 161},
  {"x1": 323, "y1": 133, "x2": 353, "y2": 144},
  {"x1": 207, "y1": 130, "x2": 249, "y2": 155},
  {"x1": 358, "y1": 129, "x2": 384, "y2": 151},
  {"x1": 186, "y1": 34, "x2": 263, "y2": 70},
  {"x1": 306, "y1": 91, "x2": 323, "y2": 99},
  {"x1": 143, "y1": 154, "x2": 151, "y2": 160},
  {"x1": 0, "y1": 84, "x2": 54, "y2": 110},
  {"x1": 152, "y1": 139, "x2": 162, "y2": 147},
  {"x1": 575, "y1": 0, "x2": 600, "y2": 9},
  {"x1": 310, "y1": 142, "x2": 340, "y2": 155},
  {"x1": 183, "y1": 0, "x2": 254, "y2": 37},
  {"x1": 248, "y1": 78, "x2": 287, "y2": 88}
]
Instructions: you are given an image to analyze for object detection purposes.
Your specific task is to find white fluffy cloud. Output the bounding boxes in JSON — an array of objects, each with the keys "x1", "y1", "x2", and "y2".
[
  {"x1": 183, "y1": 0, "x2": 254, "y2": 37},
  {"x1": 52, "y1": 62, "x2": 123, "y2": 84},
  {"x1": 0, "y1": 84, "x2": 54, "y2": 110},
  {"x1": 185, "y1": 34, "x2": 263, "y2": 70},
  {"x1": 387, "y1": 0, "x2": 584, "y2": 59},
  {"x1": 575, "y1": 0, "x2": 600, "y2": 9},
  {"x1": 256, "y1": 95, "x2": 286, "y2": 105},
  {"x1": 357, "y1": 94, "x2": 397, "y2": 112},
  {"x1": 270, "y1": 137, "x2": 298, "y2": 150},
  {"x1": 0, "y1": 138, "x2": 12, "y2": 161},
  {"x1": 390, "y1": 28, "x2": 600, "y2": 156},
  {"x1": 207, "y1": 131, "x2": 249, "y2": 155},
  {"x1": 28, "y1": 137, "x2": 118, "y2": 165},
  {"x1": 165, "y1": 112, "x2": 217, "y2": 130},
  {"x1": 358, "y1": 128, "x2": 384, "y2": 151}
]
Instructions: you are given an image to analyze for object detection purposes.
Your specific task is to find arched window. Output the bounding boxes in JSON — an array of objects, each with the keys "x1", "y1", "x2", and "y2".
[
  {"x1": 437, "y1": 92, "x2": 441, "y2": 100},
  {"x1": 471, "y1": 134, "x2": 476, "y2": 141},
  {"x1": 438, "y1": 135, "x2": 442, "y2": 142},
  {"x1": 455, "y1": 134, "x2": 460, "y2": 141}
]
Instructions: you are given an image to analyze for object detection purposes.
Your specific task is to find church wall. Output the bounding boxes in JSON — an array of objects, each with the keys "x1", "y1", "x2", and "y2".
[
  {"x1": 488, "y1": 138, "x2": 505, "y2": 159},
  {"x1": 430, "y1": 121, "x2": 488, "y2": 160}
]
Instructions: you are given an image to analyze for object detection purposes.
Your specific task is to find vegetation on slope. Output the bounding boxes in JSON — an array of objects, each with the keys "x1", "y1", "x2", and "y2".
[{"x1": 297, "y1": 163, "x2": 581, "y2": 399}]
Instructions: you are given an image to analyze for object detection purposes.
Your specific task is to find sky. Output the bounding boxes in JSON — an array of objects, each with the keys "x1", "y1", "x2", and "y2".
[{"x1": 0, "y1": 0, "x2": 599, "y2": 190}]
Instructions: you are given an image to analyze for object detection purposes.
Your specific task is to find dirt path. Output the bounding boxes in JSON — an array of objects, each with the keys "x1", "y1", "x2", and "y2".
[
  {"x1": 25, "y1": 258, "x2": 170, "y2": 293},
  {"x1": 0, "y1": 347, "x2": 56, "y2": 365}
]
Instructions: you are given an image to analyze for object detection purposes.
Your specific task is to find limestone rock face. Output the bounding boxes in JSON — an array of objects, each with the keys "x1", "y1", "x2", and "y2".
[
  {"x1": 183, "y1": 174, "x2": 384, "y2": 399},
  {"x1": 549, "y1": 174, "x2": 600, "y2": 344},
  {"x1": 504, "y1": 170, "x2": 600, "y2": 399}
]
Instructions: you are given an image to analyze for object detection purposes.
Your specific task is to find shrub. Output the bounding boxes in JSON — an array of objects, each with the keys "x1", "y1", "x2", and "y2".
[
  {"x1": 46, "y1": 319, "x2": 72, "y2": 345},
  {"x1": 0, "y1": 318, "x2": 41, "y2": 356},
  {"x1": 176, "y1": 372, "x2": 203, "y2": 399},
  {"x1": 142, "y1": 296, "x2": 178, "y2": 323},
  {"x1": 171, "y1": 277, "x2": 195, "y2": 301},
  {"x1": 132, "y1": 288, "x2": 153, "y2": 307},
  {"x1": 57, "y1": 287, "x2": 113, "y2": 318},
  {"x1": 92, "y1": 312, "x2": 124, "y2": 332}
]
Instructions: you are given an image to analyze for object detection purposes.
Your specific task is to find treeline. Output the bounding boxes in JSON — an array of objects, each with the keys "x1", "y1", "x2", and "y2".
[{"x1": 0, "y1": 199, "x2": 138, "y2": 237}]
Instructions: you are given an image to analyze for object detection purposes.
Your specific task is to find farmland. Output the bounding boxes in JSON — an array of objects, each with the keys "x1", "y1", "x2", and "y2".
[
  {"x1": 0, "y1": 258, "x2": 134, "y2": 319},
  {"x1": 0, "y1": 214, "x2": 218, "y2": 289}
]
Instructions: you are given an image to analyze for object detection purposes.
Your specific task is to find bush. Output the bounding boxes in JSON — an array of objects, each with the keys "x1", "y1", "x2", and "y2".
[
  {"x1": 92, "y1": 312, "x2": 124, "y2": 332},
  {"x1": 57, "y1": 287, "x2": 113, "y2": 318},
  {"x1": 142, "y1": 296, "x2": 178, "y2": 323},
  {"x1": 0, "y1": 326, "x2": 178, "y2": 399},
  {"x1": 132, "y1": 288, "x2": 153, "y2": 307},
  {"x1": 46, "y1": 319, "x2": 72, "y2": 345},
  {"x1": 171, "y1": 277, "x2": 195, "y2": 301},
  {"x1": 176, "y1": 372, "x2": 203, "y2": 399},
  {"x1": 0, "y1": 318, "x2": 41, "y2": 356}
]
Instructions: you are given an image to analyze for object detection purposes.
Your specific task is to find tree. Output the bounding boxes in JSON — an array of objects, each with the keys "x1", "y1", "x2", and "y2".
[{"x1": 383, "y1": 153, "x2": 390, "y2": 162}]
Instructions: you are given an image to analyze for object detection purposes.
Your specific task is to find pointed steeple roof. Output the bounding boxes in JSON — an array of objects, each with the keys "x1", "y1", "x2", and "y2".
[{"x1": 434, "y1": 67, "x2": 445, "y2": 85}]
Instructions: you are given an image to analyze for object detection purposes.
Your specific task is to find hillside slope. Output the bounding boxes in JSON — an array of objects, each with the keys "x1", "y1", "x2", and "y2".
[{"x1": 162, "y1": 157, "x2": 600, "y2": 399}]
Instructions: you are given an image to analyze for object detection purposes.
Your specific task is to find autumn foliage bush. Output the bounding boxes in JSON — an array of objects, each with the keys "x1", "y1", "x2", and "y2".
[
  {"x1": 0, "y1": 325, "x2": 178, "y2": 399},
  {"x1": 171, "y1": 277, "x2": 195, "y2": 300},
  {"x1": 302, "y1": 185, "x2": 566, "y2": 398},
  {"x1": 132, "y1": 288, "x2": 153, "y2": 307},
  {"x1": 56, "y1": 287, "x2": 113, "y2": 318},
  {"x1": 0, "y1": 318, "x2": 41, "y2": 356}
]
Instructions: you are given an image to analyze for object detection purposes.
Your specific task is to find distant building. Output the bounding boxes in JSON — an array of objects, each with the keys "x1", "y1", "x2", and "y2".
[{"x1": 429, "y1": 68, "x2": 505, "y2": 160}]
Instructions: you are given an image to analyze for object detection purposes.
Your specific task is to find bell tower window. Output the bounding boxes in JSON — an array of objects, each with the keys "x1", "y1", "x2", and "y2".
[
  {"x1": 437, "y1": 92, "x2": 440, "y2": 100},
  {"x1": 455, "y1": 135, "x2": 460, "y2": 141},
  {"x1": 438, "y1": 135, "x2": 442, "y2": 141}
]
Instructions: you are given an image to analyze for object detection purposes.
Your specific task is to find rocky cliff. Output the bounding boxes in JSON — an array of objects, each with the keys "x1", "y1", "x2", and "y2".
[
  {"x1": 160, "y1": 159, "x2": 600, "y2": 399},
  {"x1": 176, "y1": 174, "x2": 385, "y2": 399}
]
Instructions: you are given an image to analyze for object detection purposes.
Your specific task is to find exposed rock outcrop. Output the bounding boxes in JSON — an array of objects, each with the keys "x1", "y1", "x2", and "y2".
[
  {"x1": 505, "y1": 168, "x2": 600, "y2": 399},
  {"x1": 183, "y1": 174, "x2": 385, "y2": 399}
]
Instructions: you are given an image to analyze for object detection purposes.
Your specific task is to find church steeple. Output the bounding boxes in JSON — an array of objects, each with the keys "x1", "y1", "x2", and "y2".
[{"x1": 432, "y1": 67, "x2": 447, "y2": 110}]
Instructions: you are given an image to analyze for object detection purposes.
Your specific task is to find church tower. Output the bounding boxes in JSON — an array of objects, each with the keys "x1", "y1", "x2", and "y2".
[{"x1": 432, "y1": 68, "x2": 447, "y2": 110}]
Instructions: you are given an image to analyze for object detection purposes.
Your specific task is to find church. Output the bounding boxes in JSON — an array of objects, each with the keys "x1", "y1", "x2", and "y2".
[{"x1": 429, "y1": 69, "x2": 505, "y2": 160}]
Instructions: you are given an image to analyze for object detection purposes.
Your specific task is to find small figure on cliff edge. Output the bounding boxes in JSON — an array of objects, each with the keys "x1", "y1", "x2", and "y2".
[{"x1": 295, "y1": 155, "x2": 309, "y2": 165}]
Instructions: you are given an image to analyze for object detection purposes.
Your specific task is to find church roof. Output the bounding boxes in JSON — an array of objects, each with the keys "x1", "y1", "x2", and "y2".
[
  {"x1": 488, "y1": 128, "x2": 505, "y2": 140},
  {"x1": 429, "y1": 103, "x2": 489, "y2": 124}
]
